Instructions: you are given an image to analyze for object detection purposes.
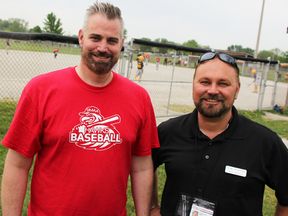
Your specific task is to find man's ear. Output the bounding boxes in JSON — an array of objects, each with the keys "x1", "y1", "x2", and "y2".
[
  {"x1": 235, "y1": 82, "x2": 241, "y2": 100},
  {"x1": 120, "y1": 38, "x2": 124, "y2": 49},
  {"x1": 78, "y1": 29, "x2": 84, "y2": 47}
]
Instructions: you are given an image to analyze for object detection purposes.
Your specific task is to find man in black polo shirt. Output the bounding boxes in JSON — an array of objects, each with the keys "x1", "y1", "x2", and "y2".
[{"x1": 151, "y1": 52, "x2": 288, "y2": 216}]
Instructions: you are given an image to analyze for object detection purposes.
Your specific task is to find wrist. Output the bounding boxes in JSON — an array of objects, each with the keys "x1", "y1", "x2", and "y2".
[{"x1": 151, "y1": 203, "x2": 160, "y2": 210}]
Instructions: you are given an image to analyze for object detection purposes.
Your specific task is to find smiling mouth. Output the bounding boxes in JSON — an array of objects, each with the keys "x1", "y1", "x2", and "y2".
[
  {"x1": 205, "y1": 99, "x2": 219, "y2": 102},
  {"x1": 93, "y1": 54, "x2": 110, "y2": 59}
]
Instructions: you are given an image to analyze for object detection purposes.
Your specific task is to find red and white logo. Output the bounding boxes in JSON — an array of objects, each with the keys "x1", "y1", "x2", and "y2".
[{"x1": 69, "y1": 106, "x2": 122, "y2": 151}]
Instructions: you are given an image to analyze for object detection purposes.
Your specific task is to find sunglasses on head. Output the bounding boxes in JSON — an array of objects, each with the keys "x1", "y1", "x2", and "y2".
[{"x1": 198, "y1": 52, "x2": 239, "y2": 73}]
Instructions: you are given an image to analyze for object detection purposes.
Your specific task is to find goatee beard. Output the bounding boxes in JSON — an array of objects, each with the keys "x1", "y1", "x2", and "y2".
[
  {"x1": 81, "y1": 49, "x2": 116, "y2": 75},
  {"x1": 195, "y1": 95, "x2": 232, "y2": 118}
]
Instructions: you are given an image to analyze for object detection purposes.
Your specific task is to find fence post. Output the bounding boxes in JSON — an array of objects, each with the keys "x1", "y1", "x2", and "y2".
[
  {"x1": 285, "y1": 85, "x2": 288, "y2": 106},
  {"x1": 241, "y1": 61, "x2": 246, "y2": 75},
  {"x1": 257, "y1": 62, "x2": 265, "y2": 109},
  {"x1": 126, "y1": 39, "x2": 134, "y2": 78},
  {"x1": 271, "y1": 61, "x2": 280, "y2": 109},
  {"x1": 120, "y1": 44, "x2": 127, "y2": 77},
  {"x1": 166, "y1": 50, "x2": 177, "y2": 115},
  {"x1": 258, "y1": 57, "x2": 271, "y2": 110}
]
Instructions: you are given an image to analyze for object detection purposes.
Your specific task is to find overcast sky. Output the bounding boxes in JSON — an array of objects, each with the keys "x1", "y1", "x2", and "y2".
[{"x1": 1, "y1": 0, "x2": 287, "y2": 53}]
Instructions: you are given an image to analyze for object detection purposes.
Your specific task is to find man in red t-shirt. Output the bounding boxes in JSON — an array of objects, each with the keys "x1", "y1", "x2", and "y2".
[{"x1": 1, "y1": 2, "x2": 159, "y2": 216}]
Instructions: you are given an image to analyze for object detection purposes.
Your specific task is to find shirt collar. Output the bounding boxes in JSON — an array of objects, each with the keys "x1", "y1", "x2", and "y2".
[{"x1": 190, "y1": 106, "x2": 244, "y2": 140}]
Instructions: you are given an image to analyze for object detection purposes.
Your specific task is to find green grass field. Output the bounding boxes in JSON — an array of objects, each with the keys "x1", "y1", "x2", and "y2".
[
  {"x1": 1, "y1": 102, "x2": 287, "y2": 215},
  {"x1": 0, "y1": 38, "x2": 81, "y2": 55}
]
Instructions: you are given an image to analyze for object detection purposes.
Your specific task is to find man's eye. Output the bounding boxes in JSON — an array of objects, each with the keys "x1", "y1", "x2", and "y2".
[
  {"x1": 219, "y1": 83, "x2": 229, "y2": 86},
  {"x1": 109, "y1": 40, "x2": 118, "y2": 44},
  {"x1": 200, "y1": 81, "x2": 209, "y2": 84}
]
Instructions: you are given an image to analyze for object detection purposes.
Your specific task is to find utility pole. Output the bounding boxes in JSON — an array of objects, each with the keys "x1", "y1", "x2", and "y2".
[{"x1": 254, "y1": 0, "x2": 265, "y2": 59}]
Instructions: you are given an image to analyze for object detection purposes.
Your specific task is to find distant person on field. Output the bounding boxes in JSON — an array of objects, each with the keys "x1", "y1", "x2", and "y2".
[
  {"x1": 164, "y1": 53, "x2": 168, "y2": 65},
  {"x1": 1, "y1": 2, "x2": 159, "y2": 215},
  {"x1": 145, "y1": 53, "x2": 150, "y2": 65},
  {"x1": 247, "y1": 69, "x2": 259, "y2": 93},
  {"x1": 6, "y1": 39, "x2": 10, "y2": 54},
  {"x1": 156, "y1": 56, "x2": 160, "y2": 70},
  {"x1": 134, "y1": 55, "x2": 144, "y2": 80},
  {"x1": 53, "y1": 48, "x2": 59, "y2": 58}
]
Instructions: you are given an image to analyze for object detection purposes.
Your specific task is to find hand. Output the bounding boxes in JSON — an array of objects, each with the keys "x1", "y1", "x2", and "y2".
[{"x1": 150, "y1": 204, "x2": 161, "y2": 216}]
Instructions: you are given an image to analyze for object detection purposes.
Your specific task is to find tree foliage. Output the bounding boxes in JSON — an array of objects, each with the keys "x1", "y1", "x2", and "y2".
[
  {"x1": 123, "y1": 28, "x2": 127, "y2": 40},
  {"x1": 29, "y1": 25, "x2": 42, "y2": 33},
  {"x1": 0, "y1": 18, "x2": 29, "y2": 32},
  {"x1": 139, "y1": 37, "x2": 152, "y2": 52},
  {"x1": 43, "y1": 12, "x2": 64, "y2": 35},
  {"x1": 227, "y1": 44, "x2": 254, "y2": 56},
  {"x1": 154, "y1": 38, "x2": 170, "y2": 54},
  {"x1": 258, "y1": 50, "x2": 275, "y2": 60},
  {"x1": 182, "y1": 39, "x2": 199, "y2": 48},
  {"x1": 278, "y1": 51, "x2": 288, "y2": 63},
  {"x1": 181, "y1": 39, "x2": 201, "y2": 55}
]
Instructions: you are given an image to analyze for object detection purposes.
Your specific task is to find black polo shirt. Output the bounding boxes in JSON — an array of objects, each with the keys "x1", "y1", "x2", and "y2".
[{"x1": 153, "y1": 106, "x2": 288, "y2": 216}]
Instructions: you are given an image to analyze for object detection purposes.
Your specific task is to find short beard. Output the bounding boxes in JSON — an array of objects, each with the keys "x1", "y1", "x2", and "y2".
[
  {"x1": 81, "y1": 49, "x2": 116, "y2": 75},
  {"x1": 195, "y1": 95, "x2": 232, "y2": 118}
]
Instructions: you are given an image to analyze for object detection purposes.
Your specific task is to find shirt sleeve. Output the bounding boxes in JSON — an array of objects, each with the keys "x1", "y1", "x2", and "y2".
[
  {"x1": 1, "y1": 83, "x2": 43, "y2": 158},
  {"x1": 131, "y1": 92, "x2": 159, "y2": 157},
  {"x1": 266, "y1": 135, "x2": 288, "y2": 206}
]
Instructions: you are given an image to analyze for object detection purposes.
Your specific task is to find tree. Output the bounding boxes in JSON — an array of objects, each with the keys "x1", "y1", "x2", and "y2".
[
  {"x1": 43, "y1": 12, "x2": 64, "y2": 35},
  {"x1": 280, "y1": 51, "x2": 288, "y2": 63},
  {"x1": 139, "y1": 37, "x2": 152, "y2": 52},
  {"x1": 183, "y1": 39, "x2": 199, "y2": 48},
  {"x1": 0, "y1": 18, "x2": 28, "y2": 32},
  {"x1": 258, "y1": 50, "x2": 274, "y2": 60},
  {"x1": 227, "y1": 44, "x2": 254, "y2": 56},
  {"x1": 182, "y1": 39, "x2": 200, "y2": 55},
  {"x1": 154, "y1": 38, "x2": 169, "y2": 54},
  {"x1": 271, "y1": 48, "x2": 282, "y2": 56},
  {"x1": 268, "y1": 48, "x2": 282, "y2": 61},
  {"x1": 0, "y1": 19, "x2": 10, "y2": 31},
  {"x1": 29, "y1": 25, "x2": 42, "y2": 33},
  {"x1": 242, "y1": 48, "x2": 254, "y2": 56},
  {"x1": 123, "y1": 28, "x2": 127, "y2": 40}
]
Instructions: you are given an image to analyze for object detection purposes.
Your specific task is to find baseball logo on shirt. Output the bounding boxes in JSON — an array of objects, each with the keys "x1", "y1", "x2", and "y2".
[{"x1": 69, "y1": 106, "x2": 122, "y2": 151}]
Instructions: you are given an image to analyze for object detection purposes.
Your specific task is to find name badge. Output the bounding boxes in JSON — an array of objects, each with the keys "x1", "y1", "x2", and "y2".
[
  {"x1": 225, "y1": 166, "x2": 247, "y2": 177},
  {"x1": 175, "y1": 194, "x2": 217, "y2": 216},
  {"x1": 190, "y1": 197, "x2": 216, "y2": 216}
]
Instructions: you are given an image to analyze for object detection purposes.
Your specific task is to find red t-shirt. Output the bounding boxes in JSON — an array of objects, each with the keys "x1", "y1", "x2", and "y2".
[
  {"x1": 2, "y1": 67, "x2": 159, "y2": 215},
  {"x1": 156, "y1": 57, "x2": 160, "y2": 62}
]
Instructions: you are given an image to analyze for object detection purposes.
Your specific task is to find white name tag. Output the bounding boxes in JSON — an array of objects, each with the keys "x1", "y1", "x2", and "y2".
[{"x1": 225, "y1": 166, "x2": 247, "y2": 177}]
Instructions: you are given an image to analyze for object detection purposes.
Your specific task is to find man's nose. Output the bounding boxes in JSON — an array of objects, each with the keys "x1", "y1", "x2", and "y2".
[
  {"x1": 207, "y1": 83, "x2": 219, "y2": 94},
  {"x1": 97, "y1": 41, "x2": 108, "y2": 52}
]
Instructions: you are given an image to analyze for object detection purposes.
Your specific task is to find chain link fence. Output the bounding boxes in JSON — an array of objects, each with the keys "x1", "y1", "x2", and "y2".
[
  {"x1": 1, "y1": 31, "x2": 288, "y2": 123},
  {"x1": 127, "y1": 39, "x2": 287, "y2": 116}
]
